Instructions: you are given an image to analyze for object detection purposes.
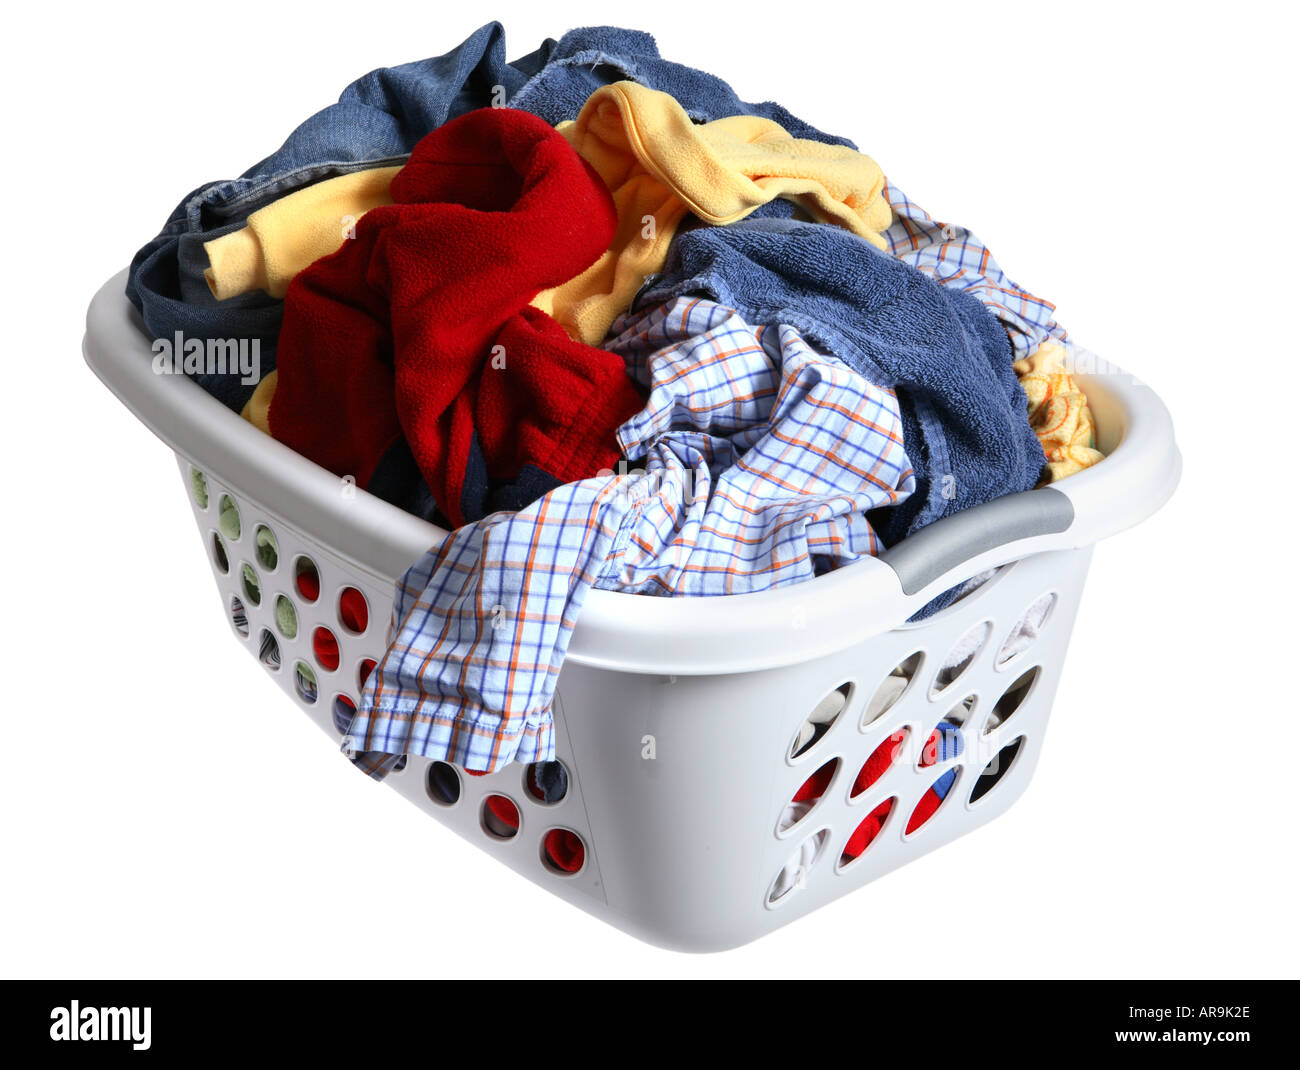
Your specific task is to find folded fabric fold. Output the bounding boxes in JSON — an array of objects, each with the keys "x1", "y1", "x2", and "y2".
[{"x1": 268, "y1": 107, "x2": 646, "y2": 529}]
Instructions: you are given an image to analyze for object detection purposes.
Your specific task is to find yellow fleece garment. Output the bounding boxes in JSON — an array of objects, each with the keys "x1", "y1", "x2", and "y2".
[
  {"x1": 1015, "y1": 342, "x2": 1105, "y2": 483},
  {"x1": 203, "y1": 166, "x2": 402, "y2": 299},
  {"x1": 537, "y1": 82, "x2": 891, "y2": 343},
  {"x1": 242, "y1": 370, "x2": 276, "y2": 433}
]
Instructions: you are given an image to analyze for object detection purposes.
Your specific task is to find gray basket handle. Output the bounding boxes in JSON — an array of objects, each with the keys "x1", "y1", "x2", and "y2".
[{"x1": 880, "y1": 487, "x2": 1075, "y2": 595}]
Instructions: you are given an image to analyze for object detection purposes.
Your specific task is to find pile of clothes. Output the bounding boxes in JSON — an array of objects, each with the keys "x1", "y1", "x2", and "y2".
[{"x1": 129, "y1": 24, "x2": 1104, "y2": 775}]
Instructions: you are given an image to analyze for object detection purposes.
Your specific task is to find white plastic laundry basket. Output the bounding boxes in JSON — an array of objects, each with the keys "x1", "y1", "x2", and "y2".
[{"x1": 85, "y1": 269, "x2": 1180, "y2": 951}]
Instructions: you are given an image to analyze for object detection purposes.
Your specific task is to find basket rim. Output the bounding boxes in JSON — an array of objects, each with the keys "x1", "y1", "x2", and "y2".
[{"x1": 85, "y1": 269, "x2": 1180, "y2": 674}]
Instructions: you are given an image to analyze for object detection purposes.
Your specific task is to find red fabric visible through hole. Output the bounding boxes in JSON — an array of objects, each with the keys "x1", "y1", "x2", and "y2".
[
  {"x1": 841, "y1": 798, "x2": 894, "y2": 863},
  {"x1": 313, "y1": 627, "x2": 340, "y2": 671},
  {"x1": 358, "y1": 659, "x2": 376, "y2": 689},
  {"x1": 339, "y1": 587, "x2": 368, "y2": 633},
  {"x1": 543, "y1": 829, "x2": 585, "y2": 873},
  {"x1": 851, "y1": 729, "x2": 907, "y2": 797},
  {"x1": 792, "y1": 761, "x2": 836, "y2": 804},
  {"x1": 485, "y1": 794, "x2": 520, "y2": 831},
  {"x1": 906, "y1": 788, "x2": 945, "y2": 834},
  {"x1": 296, "y1": 566, "x2": 320, "y2": 602}
]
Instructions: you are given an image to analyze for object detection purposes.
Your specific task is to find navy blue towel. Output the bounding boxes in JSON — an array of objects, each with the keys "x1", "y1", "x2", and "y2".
[{"x1": 635, "y1": 217, "x2": 1044, "y2": 546}]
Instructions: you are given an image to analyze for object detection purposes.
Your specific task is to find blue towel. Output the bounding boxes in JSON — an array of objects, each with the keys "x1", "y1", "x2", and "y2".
[
  {"x1": 635, "y1": 217, "x2": 1044, "y2": 548},
  {"x1": 125, "y1": 24, "x2": 850, "y2": 410}
]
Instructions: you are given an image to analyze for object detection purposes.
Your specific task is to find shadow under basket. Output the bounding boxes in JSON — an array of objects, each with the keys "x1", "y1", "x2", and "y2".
[{"x1": 84, "y1": 270, "x2": 1180, "y2": 952}]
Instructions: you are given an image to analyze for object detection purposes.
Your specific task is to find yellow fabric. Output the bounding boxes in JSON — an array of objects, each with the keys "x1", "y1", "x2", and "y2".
[
  {"x1": 203, "y1": 166, "x2": 402, "y2": 299},
  {"x1": 1015, "y1": 342, "x2": 1105, "y2": 483},
  {"x1": 216, "y1": 85, "x2": 892, "y2": 424},
  {"x1": 241, "y1": 370, "x2": 276, "y2": 433},
  {"x1": 202, "y1": 84, "x2": 890, "y2": 350},
  {"x1": 538, "y1": 82, "x2": 891, "y2": 344}
]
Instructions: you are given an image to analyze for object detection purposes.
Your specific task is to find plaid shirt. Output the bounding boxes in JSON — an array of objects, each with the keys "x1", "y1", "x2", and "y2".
[
  {"x1": 882, "y1": 181, "x2": 1067, "y2": 357},
  {"x1": 345, "y1": 298, "x2": 914, "y2": 775}
]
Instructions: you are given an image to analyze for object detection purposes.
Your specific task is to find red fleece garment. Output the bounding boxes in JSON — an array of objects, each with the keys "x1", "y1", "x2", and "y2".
[{"x1": 269, "y1": 107, "x2": 646, "y2": 528}]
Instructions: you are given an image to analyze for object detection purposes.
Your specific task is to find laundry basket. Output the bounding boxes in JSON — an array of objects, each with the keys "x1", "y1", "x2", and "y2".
[{"x1": 84, "y1": 269, "x2": 1180, "y2": 951}]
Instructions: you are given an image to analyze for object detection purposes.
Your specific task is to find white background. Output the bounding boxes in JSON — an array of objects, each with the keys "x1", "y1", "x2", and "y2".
[{"x1": 2, "y1": 0, "x2": 1295, "y2": 979}]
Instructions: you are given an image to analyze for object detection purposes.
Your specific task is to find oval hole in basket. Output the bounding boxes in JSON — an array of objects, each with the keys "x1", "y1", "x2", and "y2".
[
  {"x1": 931, "y1": 622, "x2": 992, "y2": 696},
  {"x1": 862, "y1": 652, "x2": 922, "y2": 727},
  {"x1": 850, "y1": 728, "x2": 908, "y2": 799},
  {"x1": 357, "y1": 658, "x2": 377, "y2": 691},
  {"x1": 996, "y1": 593, "x2": 1057, "y2": 666},
  {"x1": 254, "y1": 524, "x2": 279, "y2": 571},
  {"x1": 190, "y1": 467, "x2": 209, "y2": 509},
  {"x1": 905, "y1": 768, "x2": 962, "y2": 835},
  {"x1": 789, "y1": 683, "x2": 851, "y2": 760},
  {"x1": 240, "y1": 563, "x2": 261, "y2": 607},
  {"x1": 767, "y1": 828, "x2": 829, "y2": 906},
  {"x1": 942, "y1": 564, "x2": 1008, "y2": 609},
  {"x1": 481, "y1": 795, "x2": 521, "y2": 840},
  {"x1": 943, "y1": 693, "x2": 977, "y2": 728},
  {"x1": 331, "y1": 694, "x2": 356, "y2": 735},
  {"x1": 778, "y1": 758, "x2": 839, "y2": 832},
  {"x1": 312, "y1": 627, "x2": 340, "y2": 672},
  {"x1": 338, "y1": 587, "x2": 369, "y2": 635},
  {"x1": 217, "y1": 494, "x2": 241, "y2": 541},
  {"x1": 839, "y1": 797, "x2": 896, "y2": 868},
  {"x1": 293, "y1": 661, "x2": 318, "y2": 705},
  {"x1": 210, "y1": 532, "x2": 229, "y2": 574},
  {"x1": 426, "y1": 761, "x2": 461, "y2": 806},
  {"x1": 985, "y1": 667, "x2": 1040, "y2": 735},
  {"x1": 274, "y1": 595, "x2": 298, "y2": 639},
  {"x1": 918, "y1": 720, "x2": 964, "y2": 770},
  {"x1": 229, "y1": 595, "x2": 249, "y2": 638},
  {"x1": 541, "y1": 829, "x2": 586, "y2": 875},
  {"x1": 970, "y1": 737, "x2": 1026, "y2": 804},
  {"x1": 257, "y1": 629, "x2": 281, "y2": 672},
  {"x1": 525, "y1": 760, "x2": 568, "y2": 805},
  {"x1": 293, "y1": 556, "x2": 320, "y2": 602}
]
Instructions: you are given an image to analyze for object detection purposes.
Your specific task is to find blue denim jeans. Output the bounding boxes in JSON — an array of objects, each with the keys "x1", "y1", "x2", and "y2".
[{"x1": 126, "y1": 24, "x2": 853, "y2": 409}]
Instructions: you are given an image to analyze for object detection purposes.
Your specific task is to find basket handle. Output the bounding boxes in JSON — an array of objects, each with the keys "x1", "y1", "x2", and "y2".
[{"x1": 879, "y1": 487, "x2": 1074, "y2": 596}]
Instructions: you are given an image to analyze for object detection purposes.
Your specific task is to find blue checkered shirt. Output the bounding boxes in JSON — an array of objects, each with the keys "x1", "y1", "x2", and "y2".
[{"x1": 344, "y1": 297, "x2": 915, "y2": 774}]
